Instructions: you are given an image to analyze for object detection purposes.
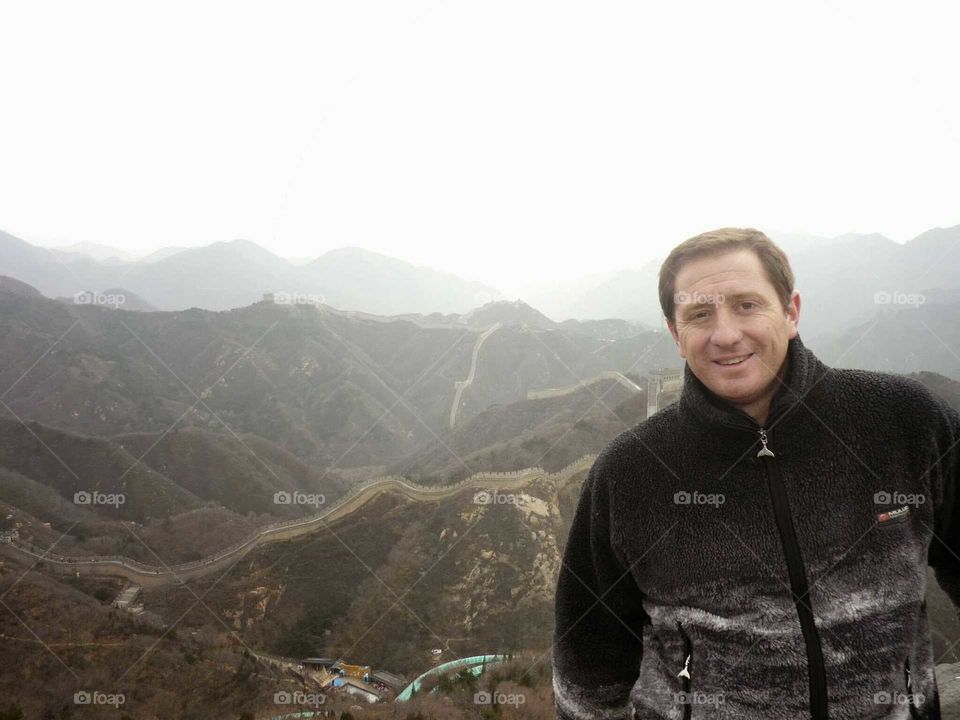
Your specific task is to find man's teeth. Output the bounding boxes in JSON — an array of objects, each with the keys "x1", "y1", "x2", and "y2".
[{"x1": 717, "y1": 354, "x2": 750, "y2": 365}]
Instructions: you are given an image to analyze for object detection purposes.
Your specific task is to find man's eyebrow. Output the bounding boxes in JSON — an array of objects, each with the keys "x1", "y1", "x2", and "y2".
[{"x1": 679, "y1": 292, "x2": 763, "y2": 310}]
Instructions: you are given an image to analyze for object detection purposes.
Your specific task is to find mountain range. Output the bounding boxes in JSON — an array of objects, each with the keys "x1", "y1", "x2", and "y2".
[
  {"x1": 0, "y1": 279, "x2": 679, "y2": 470},
  {"x1": 0, "y1": 230, "x2": 506, "y2": 315},
  {"x1": 5, "y1": 226, "x2": 960, "y2": 341}
]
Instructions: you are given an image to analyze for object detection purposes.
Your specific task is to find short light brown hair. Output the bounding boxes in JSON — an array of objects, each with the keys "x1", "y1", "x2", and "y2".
[{"x1": 658, "y1": 227, "x2": 795, "y2": 325}]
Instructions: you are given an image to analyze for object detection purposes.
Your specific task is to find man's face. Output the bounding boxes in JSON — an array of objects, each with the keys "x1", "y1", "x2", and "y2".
[{"x1": 666, "y1": 249, "x2": 800, "y2": 420}]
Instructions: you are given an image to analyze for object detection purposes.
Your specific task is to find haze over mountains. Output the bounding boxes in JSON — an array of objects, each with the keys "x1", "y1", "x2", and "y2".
[
  {"x1": 1, "y1": 230, "x2": 507, "y2": 315},
  {"x1": 0, "y1": 275, "x2": 673, "y2": 469},
  {"x1": 524, "y1": 226, "x2": 960, "y2": 340},
  {"x1": 3, "y1": 223, "x2": 960, "y2": 379}
]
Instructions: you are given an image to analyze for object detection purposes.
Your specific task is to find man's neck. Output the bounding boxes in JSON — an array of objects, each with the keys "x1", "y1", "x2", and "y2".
[
  {"x1": 732, "y1": 354, "x2": 790, "y2": 427},
  {"x1": 742, "y1": 400, "x2": 771, "y2": 427}
]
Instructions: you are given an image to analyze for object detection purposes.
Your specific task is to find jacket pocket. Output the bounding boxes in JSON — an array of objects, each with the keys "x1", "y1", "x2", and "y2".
[
  {"x1": 904, "y1": 657, "x2": 921, "y2": 719},
  {"x1": 677, "y1": 620, "x2": 693, "y2": 720}
]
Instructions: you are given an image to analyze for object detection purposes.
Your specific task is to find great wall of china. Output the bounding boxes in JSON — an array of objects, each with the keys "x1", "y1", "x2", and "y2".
[
  {"x1": 526, "y1": 370, "x2": 644, "y2": 400},
  {"x1": 1, "y1": 453, "x2": 597, "y2": 588},
  {"x1": 449, "y1": 322, "x2": 501, "y2": 428}
]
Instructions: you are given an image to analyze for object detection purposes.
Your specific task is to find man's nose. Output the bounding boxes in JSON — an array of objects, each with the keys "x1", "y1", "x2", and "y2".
[{"x1": 709, "y1": 306, "x2": 744, "y2": 345}]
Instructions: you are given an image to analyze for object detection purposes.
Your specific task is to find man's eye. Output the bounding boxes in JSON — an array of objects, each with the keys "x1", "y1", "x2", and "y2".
[{"x1": 740, "y1": 302, "x2": 757, "y2": 310}]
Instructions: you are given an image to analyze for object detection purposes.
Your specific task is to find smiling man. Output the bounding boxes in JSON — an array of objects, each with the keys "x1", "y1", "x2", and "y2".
[
  {"x1": 552, "y1": 228, "x2": 960, "y2": 719},
  {"x1": 667, "y1": 243, "x2": 800, "y2": 427}
]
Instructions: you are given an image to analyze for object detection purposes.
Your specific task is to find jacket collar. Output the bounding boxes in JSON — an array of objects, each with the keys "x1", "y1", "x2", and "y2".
[{"x1": 677, "y1": 334, "x2": 830, "y2": 432}]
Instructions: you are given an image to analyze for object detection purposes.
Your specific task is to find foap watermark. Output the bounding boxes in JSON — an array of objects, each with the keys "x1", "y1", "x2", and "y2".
[
  {"x1": 274, "y1": 690, "x2": 325, "y2": 707},
  {"x1": 675, "y1": 690, "x2": 725, "y2": 707},
  {"x1": 674, "y1": 490, "x2": 725, "y2": 507},
  {"x1": 473, "y1": 490, "x2": 525, "y2": 506},
  {"x1": 474, "y1": 690, "x2": 525, "y2": 706},
  {"x1": 74, "y1": 490, "x2": 125, "y2": 508},
  {"x1": 274, "y1": 490, "x2": 325, "y2": 508},
  {"x1": 674, "y1": 291, "x2": 725, "y2": 308},
  {"x1": 873, "y1": 690, "x2": 924, "y2": 707},
  {"x1": 73, "y1": 290, "x2": 125, "y2": 308},
  {"x1": 274, "y1": 290, "x2": 325, "y2": 306},
  {"x1": 874, "y1": 491, "x2": 925, "y2": 507},
  {"x1": 74, "y1": 690, "x2": 125, "y2": 707},
  {"x1": 873, "y1": 291, "x2": 925, "y2": 308}
]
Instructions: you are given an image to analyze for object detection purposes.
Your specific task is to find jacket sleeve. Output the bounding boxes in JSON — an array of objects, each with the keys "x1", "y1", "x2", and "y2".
[
  {"x1": 925, "y1": 392, "x2": 960, "y2": 615},
  {"x1": 552, "y1": 450, "x2": 648, "y2": 720}
]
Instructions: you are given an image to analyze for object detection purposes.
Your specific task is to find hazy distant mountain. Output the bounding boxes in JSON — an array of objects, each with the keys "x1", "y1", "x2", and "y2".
[
  {"x1": 509, "y1": 268, "x2": 621, "y2": 322},
  {"x1": 327, "y1": 301, "x2": 654, "y2": 341},
  {"x1": 550, "y1": 230, "x2": 835, "y2": 325},
  {"x1": 560, "y1": 257, "x2": 665, "y2": 327},
  {"x1": 808, "y1": 300, "x2": 960, "y2": 381},
  {"x1": 286, "y1": 255, "x2": 319, "y2": 265},
  {"x1": 512, "y1": 231, "x2": 839, "y2": 325},
  {"x1": 55, "y1": 286, "x2": 157, "y2": 312},
  {"x1": 459, "y1": 299, "x2": 557, "y2": 329},
  {"x1": 557, "y1": 316, "x2": 654, "y2": 338},
  {"x1": 0, "y1": 230, "x2": 77, "y2": 293},
  {"x1": 137, "y1": 245, "x2": 189, "y2": 263},
  {"x1": 524, "y1": 226, "x2": 960, "y2": 343},
  {"x1": 113, "y1": 238, "x2": 294, "y2": 310},
  {"x1": 0, "y1": 230, "x2": 121, "y2": 297},
  {"x1": 907, "y1": 370, "x2": 960, "y2": 409},
  {"x1": 298, "y1": 246, "x2": 505, "y2": 316},
  {"x1": 0, "y1": 230, "x2": 506, "y2": 315},
  {"x1": 0, "y1": 274, "x2": 44, "y2": 298},
  {"x1": 47, "y1": 240, "x2": 136, "y2": 264}
]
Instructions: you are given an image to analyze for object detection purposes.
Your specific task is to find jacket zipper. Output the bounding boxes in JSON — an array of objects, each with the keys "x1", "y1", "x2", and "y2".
[
  {"x1": 904, "y1": 657, "x2": 920, "y2": 718},
  {"x1": 720, "y1": 419, "x2": 830, "y2": 719},
  {"x1": 677, "y1": 620, "x2": 693, "y2": 720}
]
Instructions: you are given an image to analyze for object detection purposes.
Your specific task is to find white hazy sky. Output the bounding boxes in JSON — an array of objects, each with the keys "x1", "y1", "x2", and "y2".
[{"x1": 1, "y1": 1, "x2": 958, "y2": 296}]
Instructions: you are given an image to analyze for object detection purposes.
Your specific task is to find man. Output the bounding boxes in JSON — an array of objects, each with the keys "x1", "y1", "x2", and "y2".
[{"x1": 552, "y1": 227, "x2": 960, "y2": 719}]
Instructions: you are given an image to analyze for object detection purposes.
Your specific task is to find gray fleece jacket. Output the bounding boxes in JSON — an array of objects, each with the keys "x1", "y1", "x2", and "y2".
[{"x1": 552, "y1": 334, "x2": 960, "y2": 719}]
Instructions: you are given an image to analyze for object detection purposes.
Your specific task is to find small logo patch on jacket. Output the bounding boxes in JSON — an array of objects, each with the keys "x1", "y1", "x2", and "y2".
[{"x1": 877, "y1": 505, "x2": 910, "y2": 524}]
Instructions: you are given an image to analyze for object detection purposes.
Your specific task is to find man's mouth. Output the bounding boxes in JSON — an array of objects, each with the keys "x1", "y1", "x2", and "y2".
[{"x1": 713, "y1": 353, "x2": 754, "y2": 367}]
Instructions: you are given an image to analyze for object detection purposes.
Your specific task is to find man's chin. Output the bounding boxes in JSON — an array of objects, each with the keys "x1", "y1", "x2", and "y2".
[{"x1": 702, "y1": 375, "x2": 763, "y2": 403}]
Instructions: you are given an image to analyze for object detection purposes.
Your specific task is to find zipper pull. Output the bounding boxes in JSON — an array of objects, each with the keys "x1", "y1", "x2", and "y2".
[
  {"x1": 678, "y1": 654, "x2": 691, "y2": 680},
  {"x1": 757, "y1": 427, "x2": 775, "y2": 457}
]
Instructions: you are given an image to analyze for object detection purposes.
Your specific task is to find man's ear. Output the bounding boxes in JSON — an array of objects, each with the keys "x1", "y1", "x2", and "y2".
[
  {"x1": 786, "y1": 290, "x2": 801, "y2": 338},
  {"x1": 666, "y1": 319, "x2": 683, "y2": 356}
]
